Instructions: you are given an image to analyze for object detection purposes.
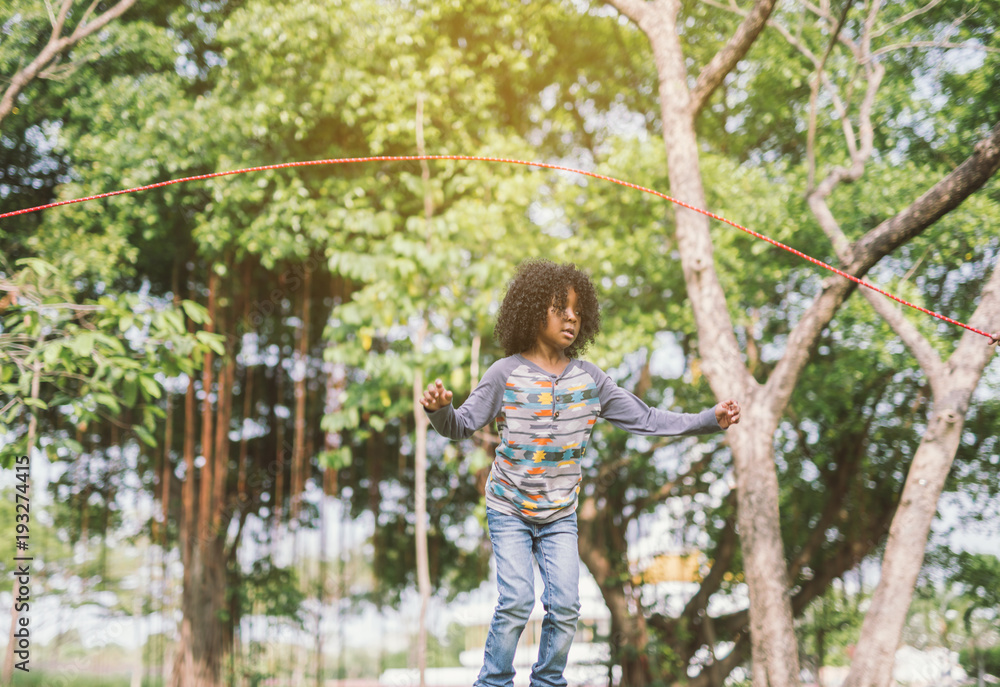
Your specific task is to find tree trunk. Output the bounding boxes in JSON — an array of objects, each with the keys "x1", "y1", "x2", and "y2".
[
  {"x1": 171, "y1": 268, "x2": 240, "y2": 687},
  {"x1": 611, "y1": 0, "x2": 797, "y2": 681},
  {"x1": 173, "y1": 376, "x2": 198, "y2": 686},
  {"x1": 273, "y1": 348, "x2": 287, "y2": 543},
  {"x1": 609, "y1": 589, "x2": 653, "y2": 686},
  {"x1": 578, "y1": 495, "x2": 654, "y2": 684},
  {"x1": 843, "y1": 403, "x2": 978, "y2": 687},
  {"x1": 237, "y1": 261, "x2": 254, "y2": 500},
  {"x1": 413, "y1": 93, "x2": 435, "y2": 687},
  {"x1": 603, "y1": 1, "x2": 1000, "y2": 681},
  {"x1": 412, "y1": 323, "x2": 431, "y2": 687},
  {"x1": 641, "y1": 3, "x2": 797, "y2": 681},
  {"x1": 198, "y1": 271, "x2": 218, "y2": 544},
  {"x1": 726, "y1": 402, "x2": 800, "y2": 686},
  {"x1": 843, "y1": 263, "x2": 1000, "y2": 687},
  {"x1": 174, "y1": 534, "x2": 230, "y2": 687},
  {"x1": 292, "y1": 265, "x2": 312, "y2": 521},
  {"x1": 212, "y1": 303, "x2": 234, "y2": 535}
]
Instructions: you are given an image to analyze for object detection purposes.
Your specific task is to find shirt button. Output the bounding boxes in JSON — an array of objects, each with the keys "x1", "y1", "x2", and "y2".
[{"x1": 554, "y1": 411, "x2": 560, "y2": 418}]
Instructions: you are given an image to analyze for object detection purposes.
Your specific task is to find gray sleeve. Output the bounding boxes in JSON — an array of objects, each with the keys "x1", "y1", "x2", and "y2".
[
  {"x1": 424, "y1": 359, "x2": 508, "y2": 440},
  {"x1": 587, "y1": 362, "x2": 722, "y2": 436}
]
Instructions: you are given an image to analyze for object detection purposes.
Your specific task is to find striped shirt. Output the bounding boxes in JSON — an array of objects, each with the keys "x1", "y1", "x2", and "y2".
[{"x1": 426, "y1": 354, "x2": 723, "y2": 523}]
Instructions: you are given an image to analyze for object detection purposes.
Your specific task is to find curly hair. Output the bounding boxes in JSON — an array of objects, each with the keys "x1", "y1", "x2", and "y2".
[{"x1": 494, "y1": 259, "x2": 601, "y2": 358}]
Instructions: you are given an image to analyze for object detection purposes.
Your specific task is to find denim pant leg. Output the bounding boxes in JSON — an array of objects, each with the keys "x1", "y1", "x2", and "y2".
[
  {"x1": 530, "y1": 512, "x2": 581, "y2": 687},
  {"x1": 475, "y1": 509, "x2": 536, "y2": 687}
]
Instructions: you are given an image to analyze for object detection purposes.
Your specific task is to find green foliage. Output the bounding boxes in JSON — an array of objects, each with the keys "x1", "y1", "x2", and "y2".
[
  {"x1": 0, "y1": 258, "x2": 218, "y2": 466},
  {"x1": 959, "y1": 645, "x2": 1000, "y2": 678},
  {"x1": 238, "y1": 557, "x2": 307, "y2": 625},
  {"x1": 950, "y1": 552, "x2": 1000, "y2": 610},
  {"x1": 798, "y1": 583, "x2": 868, "y2": 670}
]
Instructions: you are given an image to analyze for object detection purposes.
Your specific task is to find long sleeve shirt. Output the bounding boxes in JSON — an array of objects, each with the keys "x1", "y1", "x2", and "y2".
[{"x1": 426, "y1": 354, "x2": 723, "y2": 523}]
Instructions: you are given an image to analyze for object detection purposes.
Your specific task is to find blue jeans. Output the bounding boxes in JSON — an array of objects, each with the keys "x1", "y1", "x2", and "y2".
[{"x1": 475, "y1": 508, "x2": 581, "y2": 687}]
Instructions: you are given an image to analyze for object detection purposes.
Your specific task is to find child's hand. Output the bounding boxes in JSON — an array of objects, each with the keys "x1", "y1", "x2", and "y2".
[
  {"x1": 715, "y1": 399, "x2": 741, "y2": 429},
  {"x1": 419, "y1": 379, "x2": 453, "y2": 412}
]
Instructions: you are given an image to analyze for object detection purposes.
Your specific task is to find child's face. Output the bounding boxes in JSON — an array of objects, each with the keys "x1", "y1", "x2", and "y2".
[{"x1": 537, "y1": 286, "x2": 580, "y2": 352}]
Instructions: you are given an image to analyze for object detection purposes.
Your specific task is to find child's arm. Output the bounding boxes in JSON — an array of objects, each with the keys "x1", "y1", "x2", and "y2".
[
  {"x1": 420, "y1": 361, "x2": 506, "y2": 440},
  {"x1": 585, "y1": 362, "x2": 734, "y2": 435}
]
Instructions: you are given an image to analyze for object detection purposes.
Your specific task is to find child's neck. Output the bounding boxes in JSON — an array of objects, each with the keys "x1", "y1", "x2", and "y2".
[{"x1": 522, "y1": 344, "x2": 571, "y2": 375}]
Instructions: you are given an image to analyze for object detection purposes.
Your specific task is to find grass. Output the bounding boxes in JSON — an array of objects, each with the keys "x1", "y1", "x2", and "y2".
[{"x1": 9, "y1": 672, "x2": 164, "y2": 687}]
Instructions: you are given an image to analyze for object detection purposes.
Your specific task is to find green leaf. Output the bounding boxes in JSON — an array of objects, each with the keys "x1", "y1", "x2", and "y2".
[
  {"x1": 43, "y1": 341, "x2": 64, "y2": 367},
  {"x1": 123, "y1": 378, "x2": 138, "y2": 408},
  {"x1": 94, "y1": 393, "x2": 121, "y2": 414},
  {"x1": 134, "y1": 425, "x2": 158, "y2": 447},
  {"x1": 181, "y1": 300, "x2": 210, "y2": 324},
  {"x1": 196, "y1": 331, "x2": 226, "y2": 356},
  {"x1": 163, "y1": 309, "x2": 185, "y2": 334},
  {"x1": 143, "y1": 405, "x2": 160, "y2": 432},
  {"x1": 318, "y1": 446, "x2": 352, "y2": 469},
  {"x1": 72, "y1": 331, "x2": 95, "y2": 357},
  {"x1": 95, "y1": 332, "x2": 126, "y2": 355},
  {"x1": 139, "y1": 375, "x2": 162, "y2": 399}
]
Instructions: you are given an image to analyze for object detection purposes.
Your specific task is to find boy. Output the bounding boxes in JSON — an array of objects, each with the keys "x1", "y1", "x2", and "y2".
[{"x1": 421, "y1": 259, "x2": 740, "y2": 687}]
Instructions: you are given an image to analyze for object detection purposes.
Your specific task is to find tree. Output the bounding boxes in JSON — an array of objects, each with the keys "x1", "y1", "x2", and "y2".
[
  {"x1": 598, "y1": 0, "x2": 1000, "y2": 684},
  {"x1": 765, "y1": 2, "x2": 1000, "y2": 684},
  {"x1": 0, "y1": 257, "x2": 213, "y2": 684}
]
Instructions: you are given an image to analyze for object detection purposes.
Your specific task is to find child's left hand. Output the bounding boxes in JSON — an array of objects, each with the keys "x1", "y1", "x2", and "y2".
[{"x1": 715, "y1": 399, "x2": 741, "y2": 429}]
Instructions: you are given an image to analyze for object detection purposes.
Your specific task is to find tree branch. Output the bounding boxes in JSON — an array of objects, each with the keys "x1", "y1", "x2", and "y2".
[
  {"x1": 689, "y1": 0, "x2": 780, "y2": 118},
  {"x1": 766, "y1": 117, "x2": 1000, "y2": 416},
  {"x1": 76, "y1": 0, "x2": 104, "y2": 34},
  {"x1": 870, "y1": 0, "x2": 946, "y2": 40},
  {"x1": 686, "y1": 632, "x2": 751, "y2": 687},
  {"x1": 852, "y1": 119, "x2": 1000, "y2": 262},
  {"x1": 808, "y1": 60, "x2": 885, "y2": 207},
  {"x1": 680, "y1": 510, "x2": 738, "y2": 619},
  {"x1": 52, "y1": 0, "x2": 75, "y2": 41},
  {"x1": 860, "y1": 0, "x2": 883, "y2": 63},
  {"x1": 806, "y1": 0, "x2": 856, "y2": 191},
  {"x1": 630, "y1": 449, "x2": 715, "y2": 514},
  {"x1": 0, "y1": 0, "x2": 137, "y2": 128},
  {"x1": 603, "y1": 0, "x2": 652, "y2": 26},
  {"x1": 941, "y1": 258, "x2": 1000, "y2": 381},
  {"x1": 869, "y1": 41, "x2": 1000, "y2": 60},
  {"x1": 863, "y1": 292, "x2": 945, "y2": 392},
  {"x1": 68, "y1": 0, "x2": 134, "y2": 41}
]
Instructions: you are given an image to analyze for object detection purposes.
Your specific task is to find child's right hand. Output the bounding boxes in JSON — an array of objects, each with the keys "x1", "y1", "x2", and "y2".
[{"x1": 419, "y1": 379, "x2": 453, "y2": 411}]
